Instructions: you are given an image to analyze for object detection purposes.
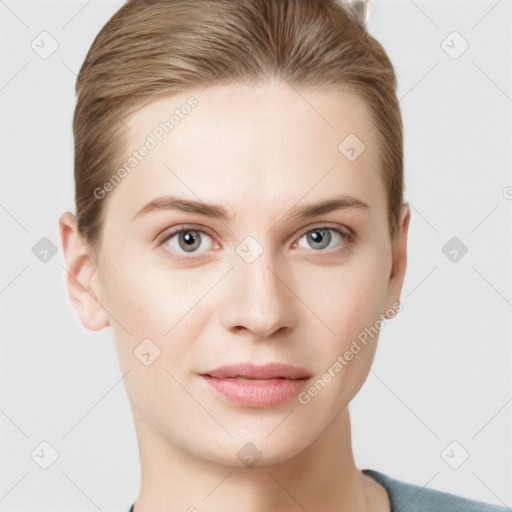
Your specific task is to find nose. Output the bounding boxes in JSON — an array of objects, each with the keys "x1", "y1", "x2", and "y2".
[{"x1": 219, "y1": 249, "x2": 297, "y2": 338}]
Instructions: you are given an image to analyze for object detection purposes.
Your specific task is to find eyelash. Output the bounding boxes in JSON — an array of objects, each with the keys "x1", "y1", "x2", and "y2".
[{"x1": 155, "y1": 224, "x2": 355, "y2": 260}]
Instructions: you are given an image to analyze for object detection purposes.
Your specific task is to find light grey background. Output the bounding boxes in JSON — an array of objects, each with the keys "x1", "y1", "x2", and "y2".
[{"x1": 1, "y1": 0, "x2": 511, "y2": 510}]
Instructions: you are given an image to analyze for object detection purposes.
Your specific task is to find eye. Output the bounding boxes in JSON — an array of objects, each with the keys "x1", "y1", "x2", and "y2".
[
  {"x1": 156, "y1": 227, "x2": 219, "y2": 257},
  {"x1": 155, "y1": 224, "x2": 353, "y2": 259},
  {"x1": 294, "y1": 226, "x2": 352, "y2": 251}
]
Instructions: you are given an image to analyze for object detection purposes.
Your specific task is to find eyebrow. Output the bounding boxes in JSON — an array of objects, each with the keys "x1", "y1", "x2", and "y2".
[{"x1": 132, "y1": 194, "x2": 369, "y2": 222}]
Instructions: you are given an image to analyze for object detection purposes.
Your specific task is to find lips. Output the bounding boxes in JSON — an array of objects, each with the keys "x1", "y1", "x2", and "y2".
[
  {"x1": 199, "y1": 363, "x2": 313, "y2": 407},
  {"x1": 202, "y1": 362, "x2": 312, "y2": 380}
]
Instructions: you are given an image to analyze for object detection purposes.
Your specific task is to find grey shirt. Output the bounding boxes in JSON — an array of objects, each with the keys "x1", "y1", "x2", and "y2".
[
  {"x1": 126, "y1": 468, "x2": 510, "y2": 511},
  {"x1": 362, "y1": 469, "x2": 510, "y2": 511}
]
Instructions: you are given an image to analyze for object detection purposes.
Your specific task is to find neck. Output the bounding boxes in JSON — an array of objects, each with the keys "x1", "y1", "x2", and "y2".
[{"x1": 131, "y1": 407, "x2": 389, "y2": 512}]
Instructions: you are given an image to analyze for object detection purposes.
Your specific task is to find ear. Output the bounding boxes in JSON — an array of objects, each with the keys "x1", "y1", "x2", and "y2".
[
  {"x1": 59, "y1": 212, "x2": 109, "y2": 331},
  {"x1": 384, "y1": 203, "x2": 411, "y2": 318}
]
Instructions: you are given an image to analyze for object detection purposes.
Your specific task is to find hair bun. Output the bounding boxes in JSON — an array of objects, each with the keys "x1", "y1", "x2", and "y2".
[{"x1": 342, "y1": 0, "x2": 370, "y2": 28}]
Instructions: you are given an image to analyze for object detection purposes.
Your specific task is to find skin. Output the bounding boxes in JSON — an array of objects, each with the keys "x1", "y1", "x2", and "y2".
[{"x1": 60, "y1": 81, "x2": 410, "y2": 512}]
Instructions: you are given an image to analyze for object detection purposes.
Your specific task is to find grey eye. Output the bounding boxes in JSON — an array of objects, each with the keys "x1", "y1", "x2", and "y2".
[{"x1": 296, "y1": 228, "x2": 346, "y2": 251}]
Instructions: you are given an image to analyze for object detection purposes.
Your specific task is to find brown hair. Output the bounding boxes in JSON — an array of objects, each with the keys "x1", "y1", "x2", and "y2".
[{"x1": 73, "y1": 0, "x2": 404, "y2": 250}]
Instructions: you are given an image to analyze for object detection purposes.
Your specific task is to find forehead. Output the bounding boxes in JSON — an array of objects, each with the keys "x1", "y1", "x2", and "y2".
[{"x1": 103, "y1": 82, "x2": 386, "y2": 226}]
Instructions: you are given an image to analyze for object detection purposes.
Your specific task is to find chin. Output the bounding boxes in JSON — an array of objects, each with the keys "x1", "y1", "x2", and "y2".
[{"x1": 185, "y1": 429, "x2": 315, "y2": 469}]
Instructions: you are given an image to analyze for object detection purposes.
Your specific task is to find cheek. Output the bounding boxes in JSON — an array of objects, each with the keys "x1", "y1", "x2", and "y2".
[
  {"x1": 293, "y1": 253, "x2": 390, "y2": 412},
  {"x1": 98, "y1": 254, "x2": 207, "y2": 408},
  {"x1": 99, "y1": 250, "x2": 194, "y2": 331},
  {"x1": 298, "y1": 249, "x2": 391, "y2": 349},
  {"x1": 98, "y1": 251, "x2": 221, "y2": 367}
]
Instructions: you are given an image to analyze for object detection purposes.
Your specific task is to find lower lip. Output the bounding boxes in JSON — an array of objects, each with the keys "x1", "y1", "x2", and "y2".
[{"x1": 201, "y1": 375, "x2": 309, "y2": 408}]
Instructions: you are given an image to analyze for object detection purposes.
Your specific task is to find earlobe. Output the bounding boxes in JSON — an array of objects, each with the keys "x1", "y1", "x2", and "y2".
[{"x1": 59, "y1": 212, "x2": 110, "y2": 331}]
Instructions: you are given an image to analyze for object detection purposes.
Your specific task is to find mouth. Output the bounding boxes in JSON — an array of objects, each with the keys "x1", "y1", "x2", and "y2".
[
  {"x1": 202, "y1": 362, "x2": 312, "y2": 380},
  {"x1": 199, "y1": 363, "x2": 312, "y2": 408}
]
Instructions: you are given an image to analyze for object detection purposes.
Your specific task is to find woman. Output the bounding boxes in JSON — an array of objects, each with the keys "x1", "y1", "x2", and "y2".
[{"x1": 59, "y1": 0, "x2": 509, "y2": 510}]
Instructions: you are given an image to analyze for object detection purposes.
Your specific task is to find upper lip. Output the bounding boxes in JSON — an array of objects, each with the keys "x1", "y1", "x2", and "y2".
[{"x1": 202, "y1": 363, "x2": 312, "y2": 380}]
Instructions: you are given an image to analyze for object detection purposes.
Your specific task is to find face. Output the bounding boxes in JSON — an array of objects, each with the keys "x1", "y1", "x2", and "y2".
[{"x1": 70, "y1": 82, "x2": 409, "y2": 466}]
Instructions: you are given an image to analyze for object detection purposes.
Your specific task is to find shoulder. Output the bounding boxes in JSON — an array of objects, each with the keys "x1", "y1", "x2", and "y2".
[{"x1": 362, "y1": 469, "x2": 510, "y2": 512}]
